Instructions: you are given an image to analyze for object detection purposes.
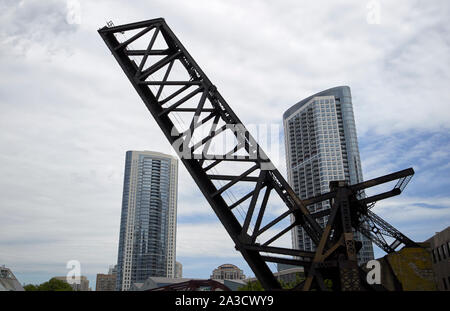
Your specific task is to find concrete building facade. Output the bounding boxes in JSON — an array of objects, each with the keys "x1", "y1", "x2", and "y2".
[
  {"x1": 427, "y1": 227, "x2": 450, "y2": 291},
  {"x1": 0, "y1": 266, "x2": 24, "y2": 291},
  {"x1": 96, "y1": 273, "x2": 116, "y2": 291},
  {"x1": 175, "y1": 261, "x2": 183, "y2": 278},
  {"x1": 210, "y1": 264, "x2": 246, "y2": 280},
  {"x1": 116, "y1": 151, "x2": 178, "y2": 291}
]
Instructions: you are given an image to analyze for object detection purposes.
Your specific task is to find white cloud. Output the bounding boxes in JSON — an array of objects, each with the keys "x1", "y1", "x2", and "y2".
[
  {"x1": 371, "y1": 196, "x2": 450, "y2": 241},
  {"x1": 176, "y1": 222, "x2": 238, "y2": 258},
  {"x1": 0, "y1": 0, "x2": 449, "y2": 284},
  {"x1": 177, "y1": 221, "x2": 292, "y2": 258},
  {"x1": 360, "y1": 131, "x2": 450, "y2": 181}
]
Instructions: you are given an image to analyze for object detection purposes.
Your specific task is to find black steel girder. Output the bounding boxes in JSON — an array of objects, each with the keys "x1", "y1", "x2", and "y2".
[
  {"x1": 99, "y1": 18, "x2": 324, "y2": 290},
  {"x1": 99, "y1": 18, "x2": 419, "y2": 291}
]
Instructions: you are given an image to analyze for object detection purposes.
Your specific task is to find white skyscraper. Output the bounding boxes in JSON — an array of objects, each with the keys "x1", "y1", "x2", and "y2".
[
  {"x1": 283, "y1": 86, "x2": 374, "y2": 265},
  {"x1": 116, "y1": 151, "x2": 178, "y2": 291}
]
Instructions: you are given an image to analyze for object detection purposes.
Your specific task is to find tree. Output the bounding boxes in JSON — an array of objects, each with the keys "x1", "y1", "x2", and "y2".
[
  {"x1": 238, "y1": 280, "x2": 264, "y2": 291},
  {"x1": 23, "y1": 284, "x2": 38, "y2": 291},
  {"x1": 279, "y1": 273, "x2": 305, "y2": 289},
  {"x1": 238, "y1": 273, "x2": 306, "y2": 291},
  {"x1": 24, "y1": 278, "x2": 73, "y2": 291}
]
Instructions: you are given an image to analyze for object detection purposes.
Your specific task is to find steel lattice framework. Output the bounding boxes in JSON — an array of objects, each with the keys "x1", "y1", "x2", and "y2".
[
  {"x1": 99, "y1": 18, "x2": 419, "y2": 291},
  {"x1": 148, "y1": 279, "x2": 230, "y2": 291}
]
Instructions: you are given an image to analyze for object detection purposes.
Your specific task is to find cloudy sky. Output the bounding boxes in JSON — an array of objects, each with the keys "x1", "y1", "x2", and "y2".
[{"x1": 1, "y1": 0, "x2": 449, "y2": 289}]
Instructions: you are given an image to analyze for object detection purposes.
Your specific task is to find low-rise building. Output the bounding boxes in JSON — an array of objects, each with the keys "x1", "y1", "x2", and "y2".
[
  {"x1": 96, "y1": 273, "x2": 116, "y2": 291},
  {"x1": 96, "y1": 265, "x2": 117, "y2": 291},
  {"x1": 245, "y1": 265, "x2": 305, "y2": 287},
  {"x1": 275, "y1": 266, "x2": 305, "y2": 285},
  {"x1": 210, "y1": 264, "x2": 245, "y2": 280},
  {"x1": 427, "y1": 226, "x2": 450, "y2": 291},
  {"x1": 0, "y1": 266, "x2": 24, "y2": 291}
]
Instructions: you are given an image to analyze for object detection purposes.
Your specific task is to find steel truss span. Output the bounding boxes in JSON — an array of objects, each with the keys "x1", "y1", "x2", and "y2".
[{"x1": 99, "y1": 18, "x2": 419, "y2": 291}]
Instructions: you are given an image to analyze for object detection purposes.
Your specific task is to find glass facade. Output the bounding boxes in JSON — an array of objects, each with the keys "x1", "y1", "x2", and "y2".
[
  {"x1": 283, "y1": 86, "x2": 374, "y2": 265},
  {"x1": 116, "y1": 151, "x2": 178, "y2": 291}
]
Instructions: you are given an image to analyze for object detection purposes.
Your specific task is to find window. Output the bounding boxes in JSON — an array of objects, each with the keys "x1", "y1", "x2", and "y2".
[{"x1": 437, "y1": 247, "x2": 442, "y2": 261}]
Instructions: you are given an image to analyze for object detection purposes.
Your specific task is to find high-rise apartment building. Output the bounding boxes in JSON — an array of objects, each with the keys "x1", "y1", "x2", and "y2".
[
  {"x1": 175, "y1": 261, "x2": 183, "y2": 278},
  {"x1": 283, "y1": 86, "x2": 374, "y2": 264},
  {"x1": 116, "y1": 151, "x2": 178, "y2": 291},
  {"x1": 108, "y1": 265, "x2": 117, "y2": 275}
]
